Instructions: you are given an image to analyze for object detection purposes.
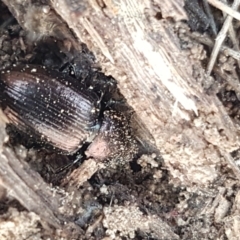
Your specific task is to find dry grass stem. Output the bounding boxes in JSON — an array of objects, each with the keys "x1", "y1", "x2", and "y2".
[{"x1": 207, "y1": 0, "x2": 240, "y2": 74}]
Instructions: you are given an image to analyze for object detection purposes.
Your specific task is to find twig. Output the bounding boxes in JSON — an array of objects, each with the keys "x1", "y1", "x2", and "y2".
[
  {"x1": 207, "y1": 0, "x2": 240, "y2": 20},
  {"x1": 221, "y1": 0, "x2": 240, "y2": 69},
  {"x1": 206, "y1": 0, "x2": 240, "y2": 75},
  {"x1": 61, "y1": 158, "x2": 104, "y2": 187},
  {"x1": 188, "y1": 32, "x2": 240, "y2": 61}
]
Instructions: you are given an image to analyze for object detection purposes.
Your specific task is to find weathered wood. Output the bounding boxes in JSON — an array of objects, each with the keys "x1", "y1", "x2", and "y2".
[{"x1": 0, "y1": 111, "x2": 62, "y2": 228}]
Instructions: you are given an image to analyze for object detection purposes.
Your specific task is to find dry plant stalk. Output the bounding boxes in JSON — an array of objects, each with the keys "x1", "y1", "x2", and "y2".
[
  {"x1": 207, "y1": 0, "x2": 240, "y2": 20},
  {"x1": 206, "y1": 0, "x2": 240, "y2": 74}
]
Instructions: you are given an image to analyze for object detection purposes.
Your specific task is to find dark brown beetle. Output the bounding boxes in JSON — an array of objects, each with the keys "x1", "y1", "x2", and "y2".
[{"x1": 0, "y1": 64, "x2": 137, "y2": 164}]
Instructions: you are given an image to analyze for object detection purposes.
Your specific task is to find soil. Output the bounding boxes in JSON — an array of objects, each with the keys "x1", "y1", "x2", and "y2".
[{"x1": 0, "y1": 1, "x2": 240, "y2": 240}]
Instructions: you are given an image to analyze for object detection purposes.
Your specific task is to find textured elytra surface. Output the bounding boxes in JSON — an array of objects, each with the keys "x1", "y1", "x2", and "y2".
[{"x1": 0, "y1": 64, "x2": 100, "y2": 154}]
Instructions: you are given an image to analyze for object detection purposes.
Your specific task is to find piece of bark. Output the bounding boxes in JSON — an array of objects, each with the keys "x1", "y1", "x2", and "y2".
[{"x1": 62, "y1": 158, "x2": 104, "y2": 187}]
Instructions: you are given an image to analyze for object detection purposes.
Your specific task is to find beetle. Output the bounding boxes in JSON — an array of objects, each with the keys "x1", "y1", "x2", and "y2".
[{"x1": 0, "y1": 64, "x2": 137, "y2": 165}]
